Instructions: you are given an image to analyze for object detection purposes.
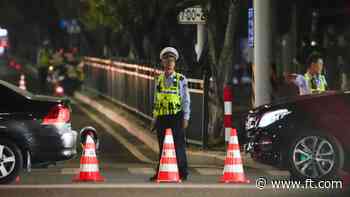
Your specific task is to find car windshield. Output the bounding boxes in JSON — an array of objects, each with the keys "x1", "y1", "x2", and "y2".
[{"x1": 0, "y1": 80, "x2": 33, "y2": 98}]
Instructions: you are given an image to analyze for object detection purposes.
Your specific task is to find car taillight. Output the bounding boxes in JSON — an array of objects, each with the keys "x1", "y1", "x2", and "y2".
[{"x1": 42, "y1": 104, "x2": 70, "y2": 125}]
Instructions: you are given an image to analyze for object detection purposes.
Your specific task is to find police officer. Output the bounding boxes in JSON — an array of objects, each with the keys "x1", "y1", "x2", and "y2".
[
  {"x1": 286, "y1": 54, "x2": 327, "y2": 95},
  {"x1": 37, "y1": 40, "x2": 52, "y2": 93},
  {"x1": 150, "y1": 47, "x2": 191, "y2": 181}
]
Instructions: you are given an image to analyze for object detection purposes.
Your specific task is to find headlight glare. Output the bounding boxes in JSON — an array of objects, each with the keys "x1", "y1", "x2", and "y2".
[{"x1": 258, "y1": 109, "x2": 291, "y2": 128}]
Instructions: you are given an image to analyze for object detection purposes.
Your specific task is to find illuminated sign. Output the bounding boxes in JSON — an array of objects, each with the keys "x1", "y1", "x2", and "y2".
[
  {"x1": 178, "y1": 6, "x2": 206, "y2": 24},
  {"x1": 248, "y1": 8, "x2": 254, "y2": 48}
]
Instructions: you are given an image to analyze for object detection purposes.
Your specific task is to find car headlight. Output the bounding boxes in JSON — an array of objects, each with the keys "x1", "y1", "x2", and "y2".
[
  {"x1": 245, "y1": 115, "x2": 258, "y2": 130},
  {"x1": 258, "y1": 109, "x2": 291, "y2": 128}
]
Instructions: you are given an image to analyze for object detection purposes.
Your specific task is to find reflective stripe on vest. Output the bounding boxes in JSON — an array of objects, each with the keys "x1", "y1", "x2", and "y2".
[
  {"x1": 154, "y1": 73, "x2": 182, "y2": 116},
  {"x1": 304, "y1": 73, "x2": 327, "y2": 93}
]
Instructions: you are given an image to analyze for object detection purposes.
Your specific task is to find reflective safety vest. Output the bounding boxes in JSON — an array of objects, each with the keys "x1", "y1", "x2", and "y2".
[
  {"x1": 304, "y1": 73, "x2": 327, "y2": 94},
  {"x1": 153, "y1": 73, "x2": 182, "y2": 117},
  {"x1": 38, "y1": 49, "x2": 51, "y2": 67}
]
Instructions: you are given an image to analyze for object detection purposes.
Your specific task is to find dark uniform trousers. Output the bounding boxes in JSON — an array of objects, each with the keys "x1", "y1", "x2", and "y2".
[{"x1": 155, "y1": 111, "x2": 188, "y2": 178}]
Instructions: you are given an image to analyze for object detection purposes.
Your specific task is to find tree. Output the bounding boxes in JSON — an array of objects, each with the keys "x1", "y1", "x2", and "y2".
[
  {"x1": 201, "y1": 0, "x2": 242, "y2": 142},
  {"x1": 0, "y1": 0, "x2": 63, "y2": 60},
  {"x1": 79, "y1": 0, "x2": 199, "y2": 65}
]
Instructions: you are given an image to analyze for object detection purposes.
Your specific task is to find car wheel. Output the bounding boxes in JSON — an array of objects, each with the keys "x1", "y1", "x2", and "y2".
[
  {"x1": 0, "y1": 139, "x2": 23, "y2": 184},
  {"x1": 288, "y1": 133, "x2": 344, "y2": 180}
]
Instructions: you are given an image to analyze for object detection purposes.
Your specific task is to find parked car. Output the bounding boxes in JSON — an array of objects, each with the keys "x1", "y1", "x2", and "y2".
[
  {"x1": 0, "y1": 80, "x2": 77, "y2": 184},
  {"x1": 244, "y1": 91, "x2": 350, "y2": 180}
]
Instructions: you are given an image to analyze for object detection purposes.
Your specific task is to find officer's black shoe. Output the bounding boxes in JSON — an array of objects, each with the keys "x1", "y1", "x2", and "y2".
[
  {"x1": 149, "y1": 175, "x2": 157, "y2": 181},
  {"x1": 180, "y1": 173, "x2": 188, "y2": 181},
  {"x1": 181, "y1": 176, "x2": 187, "y2": 181}
]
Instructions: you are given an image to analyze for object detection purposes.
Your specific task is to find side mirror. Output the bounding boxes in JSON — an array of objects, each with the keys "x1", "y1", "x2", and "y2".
[{"x1": 80, "y1": 126, "x2": 100, "y2": 151}]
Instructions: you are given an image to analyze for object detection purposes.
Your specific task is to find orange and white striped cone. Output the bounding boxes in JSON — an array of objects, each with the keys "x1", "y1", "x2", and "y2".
[
  {"x1": 220, "y1": 128, "x2": 249, "y2": 183},
  {"x1": 156, "y1": 128, "x2": 181, "y2": 183},
  {"x1": 73, "y1": 134, "x2": 104, "y2": 182},
  {"x1": 19, "y1": 74, "x2": 26, "y2": 90}
]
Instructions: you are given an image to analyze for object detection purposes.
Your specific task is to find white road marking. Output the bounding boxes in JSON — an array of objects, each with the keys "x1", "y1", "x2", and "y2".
[
  {"x1": 61, "y1": 168, "x2": 80, "y2": 175},
  {"x1": 265, "y1": 170, "x2": 290, "y2": 176},
  {"x1": 195, "y1": 168, "x2": 222, "y2": 176},
  {"x1": 128, "y1": 168, "x2": 155, "y2": 175}
]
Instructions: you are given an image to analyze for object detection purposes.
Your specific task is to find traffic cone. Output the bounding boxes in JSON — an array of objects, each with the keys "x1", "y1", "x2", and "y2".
[
  {"x1": 220, "y1": 128, "x2": 249, "y2": 183},
  {"x1": 73, "y1": 134, "x2": 104, "y2": 182},
  {"x1": 19, "y1": 74, "x2": 26, "y2": 90},
  {"x1": 156, "y1": 128, "x2": 181, "y2": 183}
]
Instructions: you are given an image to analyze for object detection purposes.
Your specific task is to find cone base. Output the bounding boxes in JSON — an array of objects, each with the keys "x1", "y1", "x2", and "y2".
[
  {"x1": 220, "y1": 174, "x2": 250, "y2": 184},
  {"x1": 156, "y1": 172, "x2": 181, "y2": 183},
  {"x1": 73, "y1": 172, "x2": 105, "y2": 182}
]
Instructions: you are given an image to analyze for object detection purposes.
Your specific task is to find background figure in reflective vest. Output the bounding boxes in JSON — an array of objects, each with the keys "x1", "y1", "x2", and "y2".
[
  {"x1": 286, "y1": 54, "x2": 327, "y2": 95},
  {"x1": 37, "y1": 40, "x2": 52, "y2": 93},
  {"x1": 150, "y1": 47, "x2": 191, "y2": 181}
]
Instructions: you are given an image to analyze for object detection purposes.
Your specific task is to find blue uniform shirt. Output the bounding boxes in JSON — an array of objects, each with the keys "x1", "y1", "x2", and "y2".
[
  {"x1": 154, "y1": 72, "x2": 191, "y2": 120},
  {"x1": 293, "y1": 73, "x2": 327, "y2": 95}
]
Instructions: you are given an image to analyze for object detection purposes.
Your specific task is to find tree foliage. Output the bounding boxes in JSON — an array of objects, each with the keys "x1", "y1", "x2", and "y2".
[
  {"x1": 198, "y1": 0, "x2": 244, "y2": 142},
  {"x1": 79, "y1": 0, "x2": 200, "y2": 64}
]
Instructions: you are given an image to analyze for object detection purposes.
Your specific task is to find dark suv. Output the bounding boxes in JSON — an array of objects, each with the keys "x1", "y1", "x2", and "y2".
[
  {"x1": 245, "y1": 91, "x2": 350, "y2": 180},
  {"x1": 0, "y1": 80, "x2": 77, "y2": 184}
]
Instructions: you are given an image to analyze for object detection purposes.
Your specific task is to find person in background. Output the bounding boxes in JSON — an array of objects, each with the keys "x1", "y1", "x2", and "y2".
[
  {"x1": 286, "y1": 54, "x2": 327, "y2": 95},
  {"x1": 37, "y1": 40, "x2": 52, "y2": 93},
  {"x1": 62, "y1": 50, "x2": 79, "y2": 96}
]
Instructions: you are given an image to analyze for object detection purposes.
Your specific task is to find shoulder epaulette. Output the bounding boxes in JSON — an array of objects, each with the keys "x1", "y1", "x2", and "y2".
[{"x1": 176, "y1": 73, "x2": 185, "y2": 81}]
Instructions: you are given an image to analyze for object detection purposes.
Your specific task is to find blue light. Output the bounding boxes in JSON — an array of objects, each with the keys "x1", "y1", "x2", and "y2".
[
  {"x1": 248, "y1": 8, "x2": 254, "y2": 48},
  {"x1": 59, "y1": 20, "x2": 67, "y2": 29}
]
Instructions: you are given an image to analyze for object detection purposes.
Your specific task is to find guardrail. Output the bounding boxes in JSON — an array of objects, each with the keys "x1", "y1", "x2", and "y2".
[{"x1": 82, "y1": 57, "x2": 205, "y2": 145}]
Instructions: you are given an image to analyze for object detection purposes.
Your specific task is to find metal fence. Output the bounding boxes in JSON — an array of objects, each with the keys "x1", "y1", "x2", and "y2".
[{"x1": 82, "y1": 57, "x2": 205, "y2": 145}]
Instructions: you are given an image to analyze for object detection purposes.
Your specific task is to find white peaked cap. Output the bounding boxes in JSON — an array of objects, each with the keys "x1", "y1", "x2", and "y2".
[{"x1": 160, "y1": 47, "x2": 179, "y2": 60}]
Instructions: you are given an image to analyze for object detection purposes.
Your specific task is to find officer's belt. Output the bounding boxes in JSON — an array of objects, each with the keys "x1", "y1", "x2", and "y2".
[{"x1": 159, "y1": 90, "x2": 178, "y2": 94}]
